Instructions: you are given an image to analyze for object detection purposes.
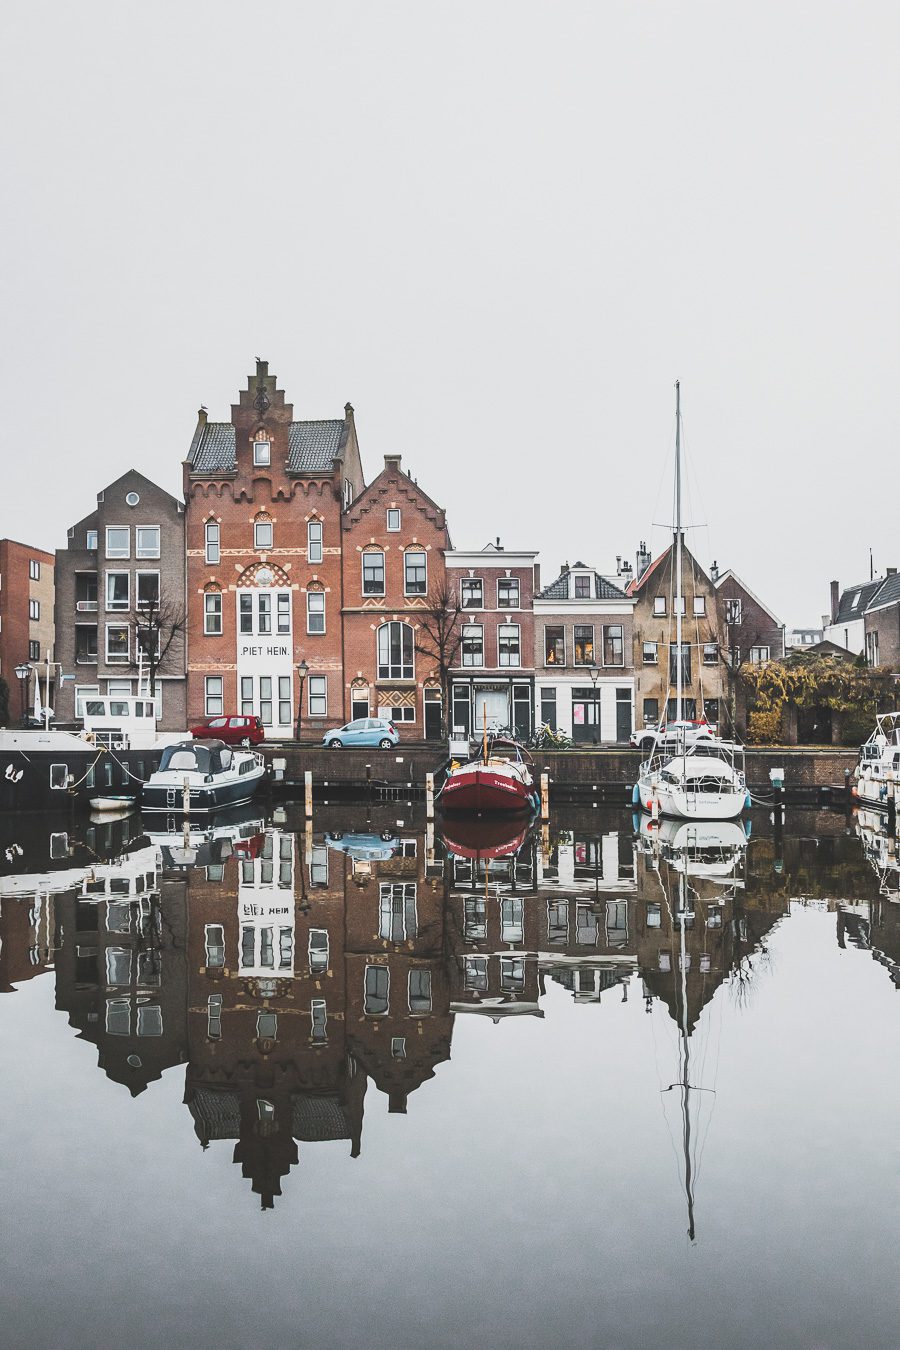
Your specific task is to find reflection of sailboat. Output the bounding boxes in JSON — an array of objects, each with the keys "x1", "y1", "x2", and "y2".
[
  {"x1": 640, "y1": 816, "x2": 749, "y2": 881},
  {"x1": 441, "y1": 815, "x2": 532, "y2": 862}
]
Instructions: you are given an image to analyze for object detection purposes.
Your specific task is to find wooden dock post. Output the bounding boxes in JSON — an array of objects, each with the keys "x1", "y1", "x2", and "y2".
[
  {"x1": 425, "y1": 772, "x2": 435, "y2": 820},
  {"x1": 304, "y1": 770, "x2": 313, "y2": 820},
  {"x1": 540, "y1": 771, "x2": 550, "y2": 821}
]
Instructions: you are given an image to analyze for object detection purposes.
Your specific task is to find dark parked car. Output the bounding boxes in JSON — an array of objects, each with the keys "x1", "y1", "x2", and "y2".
[{"x1": 190, "y1": 714, "x2": 265, "y2": 746}]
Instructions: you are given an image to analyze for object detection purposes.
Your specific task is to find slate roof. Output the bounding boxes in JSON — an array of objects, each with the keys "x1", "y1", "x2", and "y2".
[
  {"x1": 867, "y1": 571, "x2": 900, "y2": 611},
  {"x1": 187, "y1": 422, "x2": 236, "y2": 473},
  {"x1": 832, "y1": 578, "x2": 884, "y2": 625},
  {"x1": 287, "y1": 419, "x2": 344, "y2": 471},
  {"x1": 187, "y1": 418, "x2": 345, "y2": 475},
  {"x1": 538, "y1": 564, "x2": 628, "y2": 601}
]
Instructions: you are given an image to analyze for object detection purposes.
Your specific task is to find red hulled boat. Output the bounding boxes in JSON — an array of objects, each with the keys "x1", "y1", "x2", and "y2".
[{"x1": 439, "y1": 736, "x2": 538, "y2": 816}]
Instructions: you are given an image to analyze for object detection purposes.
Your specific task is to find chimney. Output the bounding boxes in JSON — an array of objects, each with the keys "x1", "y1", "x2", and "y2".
[
  {"x1": 616, "y1": 554, "x2": 622, "y2": 574},
  {"x1": 636, "y1": 540, "x2": 652, "y2": 580},
  {"x1": 887, "y1": 566, "x2": 897, "y2": 576},
  {"x1": 496, "y1": 536, "x2": 502, "y2": 550},
  {"x1": 384, "y1": 454, "x2": 402, "y2": 472},
  {"x1": 710, "y1": 559, "x2": 719, "y2": 583},
  {"x1": 533, "y1": 562, "x2": 541, "y2": 592},
  {"x1": 830, "y1": 579, "x2": 840, "y2": 622},
  {"x1": 255, "y1": 358, "x2": 268, "y2": 379}
]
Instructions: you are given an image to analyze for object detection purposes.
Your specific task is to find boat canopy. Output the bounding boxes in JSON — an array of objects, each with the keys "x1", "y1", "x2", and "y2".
[
  {"x1": 158, "y1": 739, "x2": 234, "y2": 775},
  {"x1": 660, "y1": 755, "x2": 739, "y2": 782}
]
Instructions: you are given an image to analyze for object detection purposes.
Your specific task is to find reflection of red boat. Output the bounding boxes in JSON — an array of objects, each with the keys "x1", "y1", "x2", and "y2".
[
  {"x1": 233, "y1": 832, "x2": 265, "y2": 858},
  {"x1": 439, "y1": 736, "x2": 538, "y2": 816},
  {"x1": 441, "y1": 816, "x2": 530, "y2": 861}
]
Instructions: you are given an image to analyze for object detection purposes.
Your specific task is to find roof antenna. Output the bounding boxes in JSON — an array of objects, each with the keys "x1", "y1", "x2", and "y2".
[{"x1": 870, "y1": 547, "x2": 874, "y2": 580}]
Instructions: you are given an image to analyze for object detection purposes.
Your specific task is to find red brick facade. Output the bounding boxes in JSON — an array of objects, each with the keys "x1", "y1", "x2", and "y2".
[
  {"x1": 0, "y1": 538, "x2": 55, "y2": 715},
  {"x1": 184, "y1": 362, "x2": 364, "y2": 735},
  {"x1": 340, "y1": 454, "x2": 450, "y2": 733}
]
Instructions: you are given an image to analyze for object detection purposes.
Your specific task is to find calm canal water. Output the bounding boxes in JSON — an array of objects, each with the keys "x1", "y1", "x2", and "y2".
[{"x1": 0, "y1": 802, "x2": 898, "y2": 1350}]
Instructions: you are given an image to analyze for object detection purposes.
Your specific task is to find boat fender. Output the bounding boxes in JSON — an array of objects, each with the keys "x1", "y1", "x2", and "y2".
[
  {"x1": 745, "y1": 792, "x2": 752, "y2": 810},
  {"x1": 631, "y1": 784, "x2": 640, "y2": 806}
]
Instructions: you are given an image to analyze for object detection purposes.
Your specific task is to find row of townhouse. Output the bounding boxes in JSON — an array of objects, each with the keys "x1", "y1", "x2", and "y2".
[{"x1": 41, "y1": 360, "x2": 785, "y2": 741}]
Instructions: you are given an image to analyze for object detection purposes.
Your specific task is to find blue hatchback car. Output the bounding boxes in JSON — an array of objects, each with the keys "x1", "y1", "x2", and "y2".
[{"x1": 322, "y1": 717, "x2": 399, "y2": 749}]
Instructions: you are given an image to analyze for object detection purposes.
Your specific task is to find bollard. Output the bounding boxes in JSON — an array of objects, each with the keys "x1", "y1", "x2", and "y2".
[
  {"x1": 540, "y1": 772, "x2": 550, "y2": 821},
  {"x1": 304, "y1": 770, "x2": 313, "y2": 820},
  {"x1": 425, "y1": 772, "x2": 435, "y2": 821}
]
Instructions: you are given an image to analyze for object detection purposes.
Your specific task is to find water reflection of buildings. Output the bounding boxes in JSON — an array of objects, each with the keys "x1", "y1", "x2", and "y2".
[{"x1": 5, "y1": 804, "x2": 896, "y2": 1211}]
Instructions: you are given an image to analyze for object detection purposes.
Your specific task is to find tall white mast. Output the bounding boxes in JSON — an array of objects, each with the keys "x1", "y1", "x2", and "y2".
[{"x1": 675, "y1": 381, "x2": 683, "y2": 725}]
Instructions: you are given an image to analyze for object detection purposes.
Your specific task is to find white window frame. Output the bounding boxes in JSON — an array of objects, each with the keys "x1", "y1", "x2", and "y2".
[
  {"x1": 386, "y1": 508, "x2": 401, "y2": 532},
  {"x1": 461, "y1": 624, "x2": 484, "y2": 668},
  {"x1": 105, "y1": 526, "x2": 129, "y2": 559},
  {"x1": 306, "y1": 590, "x2": 325, "y2": 634},
  {"x1": 205, "y1": 676, "x2": 224, "y2": 716},
  {"x1": 29, "y1": 598, "x2": 40, "y2": 620},
  {"x1": 75, "y1": 684, "x2": 100, "y2": 717},
  {"x1": 205, "y1": 521, "x2": 220, "y2": 564},
  {"x1": 105, "y1": 624, "x2": 130, "y2": 663},
  {"x1": 497, "y1": 577, "x2": 520, "y2": 609},
  {"x1": 105, "y1": 571, "x2": 130, "y2": 611},
  {"x1": 749, "y1": 645, "x2": 770, "y2": 664},
  {"x1": 460, "y1": 577, "x2": 483, "y2": 609},
  {"x1": 308, "y1": 674, "x2": 327, "y2": 717},
  {"x1": 693, "y1": 596, "x2": 706, "y2": 616},
  {"x1": 642, "y1": 641, "x2": 658, "y2": 664},
  {"x1": 377, "y1": 621, "x2": 414, "y2": 680},
  {"x1": 29, "y1": 559, "x2": 40, "y2": 580},
  {"x1": 362, "y1": 550, "x2": 385, "y2": 596},
  {"x1": 725, "y1": 598, "x2": 742, "y2": 625},
  {"x1": 653, "y1": 595, "x2": 666, "y2": 616},
  {"x1": 204, "y1": 591, "x2": 223, "y2": 635},
  {"x1": 403, "y1": 549, "x2": 427, "y2": 596},
  {"x1": 86, "y1": 529, "x2": 98, "y2": 551},
  {"x1": 498, "y1": 623, "x2": 521, "y2": 668},
  {"x1": 307, "y1": 519, "x2": 323, "y2": 564},
  {"x1": 254, "y1": 520, "x2": 273, "y2": 550},
  {"x1": 253, "y1": 439, "x2": 271, "y2": 466},
  {"x1": 135, "y1": 526, "x2": 160, "y2": 559}
]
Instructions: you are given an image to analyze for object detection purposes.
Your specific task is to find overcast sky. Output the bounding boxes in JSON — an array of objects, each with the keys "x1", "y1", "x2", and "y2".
[{"x1": 2, "y1": 2, "x2": 896, "y2": 625}]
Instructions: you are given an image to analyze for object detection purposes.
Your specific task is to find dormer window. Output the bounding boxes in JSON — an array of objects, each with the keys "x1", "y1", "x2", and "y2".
[
  {"x1": 253, "y1": 439, "x2": 271, "y2": 466},
  {"x1": 573, "y1": 575, "x2": 592, "y2": 599}
]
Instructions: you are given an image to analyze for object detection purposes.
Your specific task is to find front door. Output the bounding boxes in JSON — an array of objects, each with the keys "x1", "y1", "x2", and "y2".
[
  {"x1": 572, "y1": 695, "x2": 601, "y2": 745},
  {"x1": 424, "y1": 690, "x2": 442, "y2": 740},
  {"x1": 615, "y1": 688, "x2": 633, "y2": 743}
]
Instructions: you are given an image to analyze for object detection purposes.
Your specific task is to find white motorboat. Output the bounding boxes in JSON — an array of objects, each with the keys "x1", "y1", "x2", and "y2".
[
  {"x1": 852, "y1": 712, "x2": 900, "y2": 814},
  {"x1": 636, "y1": 383, "x2": 747, "y2": 822},
  {"x1": 142, "y1": 739, "x2": 266, "y2": 814}
]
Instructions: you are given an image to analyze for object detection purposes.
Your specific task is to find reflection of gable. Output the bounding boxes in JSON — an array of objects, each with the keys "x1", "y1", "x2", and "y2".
[{"x1": 187, "y1": 1086, "x2": 354, "y2": 1144}]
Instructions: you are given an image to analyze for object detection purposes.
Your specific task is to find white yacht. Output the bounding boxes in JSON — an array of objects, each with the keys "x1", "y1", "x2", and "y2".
[{"x1": 852, "y1": 712, "x2": 900, "y2": 815}]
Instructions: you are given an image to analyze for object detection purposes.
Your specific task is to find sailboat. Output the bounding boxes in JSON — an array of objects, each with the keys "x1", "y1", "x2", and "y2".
[{"x1": 636, "y1": 383, "x2": 748, "y2": 821}]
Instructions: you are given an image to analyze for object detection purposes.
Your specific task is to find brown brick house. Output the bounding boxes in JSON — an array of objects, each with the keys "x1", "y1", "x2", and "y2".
[
  {"x1": 184, "y1": 360, "x2": 364, "y2": 737},
  {"x1": 340, "y1": 453, "x2": 450, "y2": 734},
  {"x1": 445, "y1": 542, "x2": 538, "y2": 740},
  {"x1": 863, "y1": 570, "x2": 900, "y2": 669},
  {"x1": 54, "y1": 470, "x2": 186, "y2": 729},
  {"x1": 0, "y1": 538, "x2": 55, "y2": 720},
  {"x1": 627, "y1": 537, "x2": 727, "y2": 732}
]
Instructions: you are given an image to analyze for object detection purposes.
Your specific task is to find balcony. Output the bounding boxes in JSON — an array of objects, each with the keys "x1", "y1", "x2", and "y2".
[{"x1": 75, "y1": 600, "x2": 98, "y2": 613}]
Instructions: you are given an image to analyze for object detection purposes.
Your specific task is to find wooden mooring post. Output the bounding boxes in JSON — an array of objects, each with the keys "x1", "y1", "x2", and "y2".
[
  {"x1": 425, "y1": 772, "x2": 435, "y2": 820},
  {"x1": 304, "y1": 770, "x2": 313, "y2": 820},
  {"x1": 540, "y1": 772, "x2": 549, "y2": 821}
]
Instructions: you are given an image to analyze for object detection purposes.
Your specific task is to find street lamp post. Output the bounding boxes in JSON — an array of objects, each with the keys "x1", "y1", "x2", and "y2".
[
  {"x1": 15, "y1": 663, "x2": 31, "y2": 727},
  {"x1": 295, "y1": 659, "x2": 309, "y2": 742},
  {"x1": 589, "y1": 664, "x2": 601, "y2": 745}
]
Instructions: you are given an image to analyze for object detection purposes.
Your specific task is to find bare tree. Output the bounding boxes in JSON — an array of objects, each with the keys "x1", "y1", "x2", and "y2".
[
  {"x1": 414, "y1": 577, "x2": 464, "y2": 736},
  {"x1": 129, "y1": 590, "x2": 187, "y2": 700}
]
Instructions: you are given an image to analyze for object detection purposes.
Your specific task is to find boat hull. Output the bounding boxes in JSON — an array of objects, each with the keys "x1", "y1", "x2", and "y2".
[
  {"x1": 440, "y1": 766, "x2": 536, "y2": 815},
  {"x1": 636, "y1": 776, "x2": 746, "y2": 821},
  {"x1": 141, "y1": 768, "x2": 265, "y2": 814}
]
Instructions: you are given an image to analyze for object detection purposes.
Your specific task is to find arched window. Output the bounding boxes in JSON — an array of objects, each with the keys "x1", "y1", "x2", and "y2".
[{"x1": 377, "y1": 622, "x2": 414, "y2": 679}]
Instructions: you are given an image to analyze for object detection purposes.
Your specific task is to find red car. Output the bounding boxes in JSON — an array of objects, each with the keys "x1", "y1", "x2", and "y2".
[{"x1": 189, "y1": 714, "x2": 266, "y2": 746}]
